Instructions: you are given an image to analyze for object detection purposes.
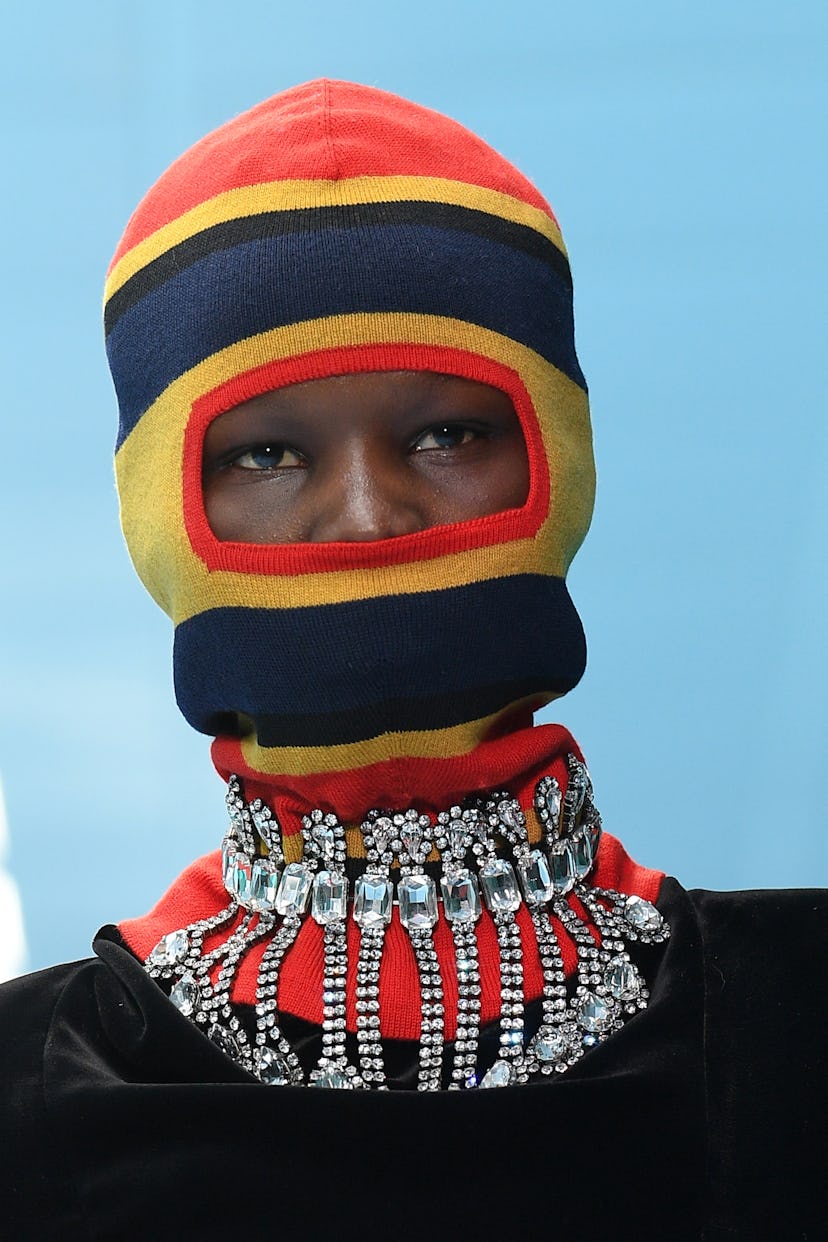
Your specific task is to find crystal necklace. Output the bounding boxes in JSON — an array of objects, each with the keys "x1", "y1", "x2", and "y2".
[{"x1": 145, "y1": 756, "x2": 669, "y2": 1089}]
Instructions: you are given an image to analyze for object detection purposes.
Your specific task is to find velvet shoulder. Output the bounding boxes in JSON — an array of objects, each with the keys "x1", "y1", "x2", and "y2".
[
  {"x1": 0, "y1": 958, "x2": 98, "y2": 1082},
  {"x1": 687, "y1": 887, "x2": 828, "y2": 1240},
  {"x1": 0, "y1": 959, "x2": 100, "y2": 1240}
]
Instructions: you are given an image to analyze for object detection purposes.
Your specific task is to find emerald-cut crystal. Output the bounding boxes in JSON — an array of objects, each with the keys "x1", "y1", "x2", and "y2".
[
  {"x1": 353, "y1": 875, "x2": 392, "y2": 928},
  {"x1": 275, "y1": 863, "x2": 312, "y2": 916},
  {"x1": 169, "y1": 974, "x2": 199, "y2": 1017},
  {"x1": 255, "y1": 1046, "x2": 292, "y2": 1085},
  {"x1": 573, "y1": 831, "x2": 593, "y2": 880},
  {"x1": 549, "y1": 840, "x2": 576, "y2": 895},
  {"x1": 623, "y1": 895, "x2": 663, "y2": 934},
  {"x1": 227, "y1": 857, "x2": 251, "y2": 903},
  {"x1": 311, "y1": 1066, "x2": 352, "y2": 1089},
  {"x1": 577, "y1": 991, "x2": 613, "y2": 1033},
  {"x1": 480, "y1": 1059, "x2": 513, "y2": 1088},
  {"x1": 480, "y1": 858, "x2": 521, "y2": 914},
  {"x1": 605, "y1": 956, "x2": 640, "y2": 1001},
  {"x1": 221, "y1": 840, "x2": 236, "y2": 885},
  {"x1": 518, "y1": 849, "x2": 554, "y2": 906},
  {"x1": 398, "y1": 874, "x2": 438, "y2": 929},
  {"x1": 248, "y1": 860, "x2": 281, "y2": 911},
  {"x1": 440, "y1": 869, "x2": 481, "y2": 924},
  {"x1": 311, "y1": 869, "x2": 348, "y2": 924},
  {"x1": 148, "y1": 929, "x2": 189, "y2": 967}
]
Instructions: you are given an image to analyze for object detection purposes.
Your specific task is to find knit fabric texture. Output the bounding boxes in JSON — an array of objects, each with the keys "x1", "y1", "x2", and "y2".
[{"x1": 105, "y1": 79, "x2": 595, "y2": 819}]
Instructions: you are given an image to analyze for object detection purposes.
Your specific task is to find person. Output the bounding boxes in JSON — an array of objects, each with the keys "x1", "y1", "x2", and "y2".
[{"x1": 0, "y1": 78, "x2": 825, "y2": 1241}]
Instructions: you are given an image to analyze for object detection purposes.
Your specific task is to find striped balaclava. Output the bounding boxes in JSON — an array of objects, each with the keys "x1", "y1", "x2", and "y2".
[{"x1": 105, "y1": 79, "x2": 595, "y2": 824}]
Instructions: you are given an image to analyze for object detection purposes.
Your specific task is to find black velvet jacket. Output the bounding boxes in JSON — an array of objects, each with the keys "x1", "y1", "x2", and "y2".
[{"x1": 1, "y1": 880, "x2": 826, "y2": 1241}]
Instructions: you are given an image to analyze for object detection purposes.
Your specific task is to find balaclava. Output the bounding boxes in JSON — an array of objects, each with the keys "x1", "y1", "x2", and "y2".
[
  {"x1": 105, "y1": 78, "x2": 595, "y2": 825},
  {"x1": 110, "y1": 83, "x2": 671, "y2": 1061}
]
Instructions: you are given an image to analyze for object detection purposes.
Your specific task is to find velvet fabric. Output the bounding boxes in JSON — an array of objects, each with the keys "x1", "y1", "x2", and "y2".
[{"x1": 2, "y1": 880, "x2": 825, "y2": 1240}]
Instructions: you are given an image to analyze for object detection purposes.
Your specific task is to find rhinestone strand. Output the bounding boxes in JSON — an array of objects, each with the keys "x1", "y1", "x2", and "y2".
[
  {"x1": 495, "y1": 790, "x2": 565, "y2": 1084},
  {"x1": 436, "y1": 806, "x2": 483, "y2": 1089},
  {"x1": 353, "y1": 812, "x2": 395, "y2": 1089},
  {"x1": 252, "y1": 915, "x2": 305, "y2": 1085},
  {"x1": 394, "y1": 811, "x2": 445, "y2": 1091},
  {"x1": 305, "y1": 812, "x2": 361, "y2": 1089},
  {"x1": 523, "y1": 773, "x2": 577, "y2": 1073},
  {"x1": 474, "y1": 798, "x2": 525, "y2": 1088}
]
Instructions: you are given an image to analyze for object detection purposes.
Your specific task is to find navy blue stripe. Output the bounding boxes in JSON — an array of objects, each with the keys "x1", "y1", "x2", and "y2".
[
  {"x1": 248, "y1": 678, "x2": 563, "y2": 748},
  {"x1": 110, "y1": 224, "x2": 584, "y2": 449},
  {"x1": 105, "y1": 201, "x2": 573, "y2": 334},
  {"x1": 173, "y1": 575, "x2": 586, "y2": 745}
]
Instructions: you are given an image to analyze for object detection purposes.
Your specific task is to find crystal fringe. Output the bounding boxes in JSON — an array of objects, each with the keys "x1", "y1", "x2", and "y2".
[{"x1": 145, "y1": 756, "x2": 670, "y2": 1090}]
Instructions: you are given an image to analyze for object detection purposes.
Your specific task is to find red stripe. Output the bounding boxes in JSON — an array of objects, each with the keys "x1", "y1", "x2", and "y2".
[
  {"x1": 182, "y1": 344, "x2": 549, "y2": 574},
  {"x1": 110, "y1": 79, "x2": 555, "y2": 267},
  {"x1": 212, "y1": 718, "x2": 575, "y2": 827}
]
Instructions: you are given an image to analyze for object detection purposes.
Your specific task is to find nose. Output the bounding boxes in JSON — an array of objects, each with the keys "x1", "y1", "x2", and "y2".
[{"x1": 305, "y1": 445, "x2": 425, "y2": 543}]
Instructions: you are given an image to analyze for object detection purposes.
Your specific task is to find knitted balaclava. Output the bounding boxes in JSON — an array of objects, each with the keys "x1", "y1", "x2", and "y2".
[{"x1": 106, "y1": 79, "x2": 595, "y2": 822}]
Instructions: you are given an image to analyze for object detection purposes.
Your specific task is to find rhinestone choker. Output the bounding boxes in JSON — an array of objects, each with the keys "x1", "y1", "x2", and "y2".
[{"x1": 144, "y1": 756, "x2": 669, "y2": 1090}]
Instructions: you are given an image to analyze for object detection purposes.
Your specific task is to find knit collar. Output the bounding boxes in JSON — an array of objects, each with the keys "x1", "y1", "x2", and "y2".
[{"x1": 119, "y1": 723, "x2": 665, "y2": 1043}]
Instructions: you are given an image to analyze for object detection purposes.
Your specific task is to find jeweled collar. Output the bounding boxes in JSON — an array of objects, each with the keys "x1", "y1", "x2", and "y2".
[{"x1": 129, "y1": 754, "x2": 669, "y2": 1091}]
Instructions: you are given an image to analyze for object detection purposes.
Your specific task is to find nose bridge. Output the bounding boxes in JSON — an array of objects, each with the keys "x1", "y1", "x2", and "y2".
[{"x1": 308, "y1": 438, "x2": 422, "y2": 543}]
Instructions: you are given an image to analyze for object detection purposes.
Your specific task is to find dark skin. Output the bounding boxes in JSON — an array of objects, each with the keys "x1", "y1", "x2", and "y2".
[{"x1": 202, "y1": 370, "x2": 530, "y2": 543}]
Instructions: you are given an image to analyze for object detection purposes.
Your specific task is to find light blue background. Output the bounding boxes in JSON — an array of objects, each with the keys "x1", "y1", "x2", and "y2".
[{"x1": 1, "y1": 0, "x2": 825, "y2": 972}]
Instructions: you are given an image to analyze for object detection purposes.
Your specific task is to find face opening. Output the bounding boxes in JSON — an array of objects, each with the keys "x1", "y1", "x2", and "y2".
[
  {"x1": 200, "y1": 370, "x2": 531, "y2": 546},
  {"x1": 181, "y1": 344, "x2": 550, "y2": 576}
]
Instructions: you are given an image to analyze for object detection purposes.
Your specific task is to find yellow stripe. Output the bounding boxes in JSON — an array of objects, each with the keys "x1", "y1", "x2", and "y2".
[
  {"x1": 240, "y1": 694, "x2": 560, "y2": 777},
  {"x1": 115, "y1": 312, "x2": 594, "y2": 621},
  {"x1": 105, "y1": 175, "x2": 566, "y2": 300}
]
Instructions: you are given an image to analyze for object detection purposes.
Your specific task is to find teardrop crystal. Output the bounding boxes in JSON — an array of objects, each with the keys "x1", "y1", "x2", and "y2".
[
  {"x1": 148, "y1": 929, "x2": 189, "y2": 967},
  {"x1": 604, "y1": 956, "x2": 640, "y2": 1001},
  {"x1": 480, "y1": 1059, "x2": 513, "y2": 1088},
  {"x1": 255, "y1": 1046, "x2": 292, "y2": 1086},
  {"x1": 531, "y1": 1025, "x2": 565, "y2": 1064},
  {"x1": 624, "y1": 895, "x2": 663, "y2": 934},
  {"x1": 370, "y1": 816, "x2": 394, "y2": 857},
  {"x1": 577, "y1": 991, "x2": 613, "y2": 1033},
  {"x1": 169, "y1": 974, "x2": 199, "y2": 1018},
  {"x1": 311, "y1": 1067, "x2": 353, "y2": 1089},
  {"x1": 209, "y1": 1024, "x2": 241, "y2": 1061},
  {"x1": 310, "y1": 823, "x2": 336, "y2": 862},
  {"x1": 400, "y1": 823, "x2": 423, "y2": 859}
]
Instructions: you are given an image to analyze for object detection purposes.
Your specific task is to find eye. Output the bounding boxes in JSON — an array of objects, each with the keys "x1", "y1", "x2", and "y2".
[
  {"x1": 230, "y1": 444, "x2": 306, "y2": 470},
  {"x1": 411, "y1": 423, "x2": 479, "y2": 452}
]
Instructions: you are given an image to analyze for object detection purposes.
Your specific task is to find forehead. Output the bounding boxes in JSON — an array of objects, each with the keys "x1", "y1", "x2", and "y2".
[{"x1": 202, "y1": 370, "x2": 521, "y2": 443}]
